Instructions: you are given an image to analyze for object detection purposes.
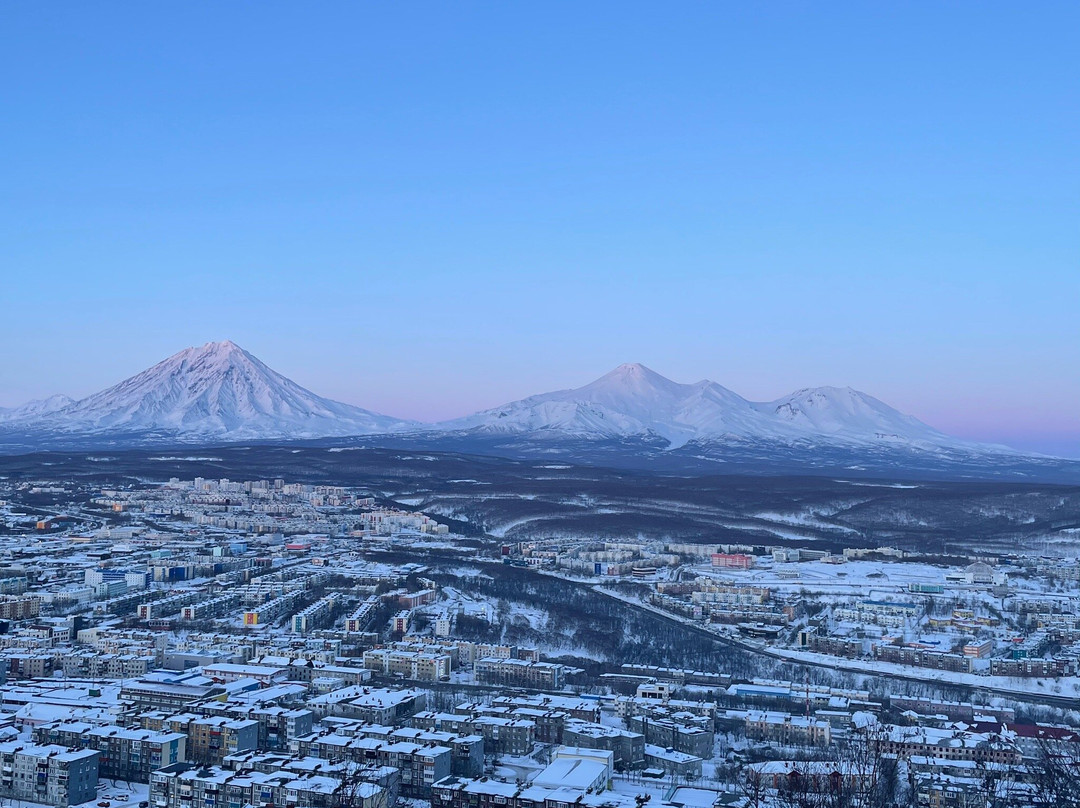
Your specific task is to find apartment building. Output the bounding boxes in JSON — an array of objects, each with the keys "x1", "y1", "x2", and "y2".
[
  {"x1": 361, "y1": 649, "x2": 451, "y2": 681},
  {"x1": 625, "y1": 714, "x2": 714, "y2": 759},
  {"x1": 391, "y1": 611, "x2": 410, "y2": 634},
  {"x1": 34, "y1": 722, "x2": 186, "y2": 782},
  {"x1": 381, "y1": 729, "x2": 483, "y2": 778},
  {"x1": 475, "y1": 657, "x2": 564, "y2": 689},
  {"x1": 643, "y1": 745, "x2": 702, "y2": 778},
  {"x1": 62, "y1": 652, "x2": 151, "y2": 679},
  {"x1": 187, "y1": 717, "x2": 260, "y2": 765},
  {"x1": 877, "y1": 727, "x2": 1020, "y2": 765},
  {"x1": 196, "y1": 704, "x2": 314, "y2": 752},
  {"x1": 989, "y1": 657, "x2": 1076, "y2": 677},
  {"x1": 291, "y1": 594, "x2": 339, "y2": 634},
  {"x1": 873, "y1": 645, "x2": 973, "y2": 673},
  {"x1": 398, "y1": 590, "x2": 436, "y2": 609},
  {"x1": 0, "y1": 595, "x2": 41, "y2": 621},
  {"x1": 202, "y1": 663, "x2": 289, "y2": 686},
  {"x1": 151, "y1": 763, "x2": 387, "y2": 808},
  {"x1": 888, "y1": 697, "x2": 1014, "y2": 724},
  {"x1": 465, "y1": 704, "x2": 566, "y2": 745},
  {"x1": 311, "y1": 719, "x2": 484, "y2": 778},
  {"x1": 344, "y1": 598, "x2": 381, "y2": 634},
  {"x1": 744, "y1": 711, "x2": 832, "y2": 747},
  {"x1": 121, "y1": 672, "x2": 227, "y2": 713},
  {"x1": 491, "y1": 694, "x2": 601, "y2": 724},
  {"x1": 0, "y1": 742, "x2": 99, "y2": 808},
  {"x1": 431, "y1": 776, "x2": 643, "y2": 808},
  {"x1": 309, "y1": 687, "x2": 427, "y2": 724},
  {"x1": 711, "y1": 554, "x2": 753, "y2": 570},
  {"x1": 411, "y1": 712, "x2": 536, "y2": 756},
  {"x1": 289, "y1": 734, "x2": 451, "y2": 798},
  {"x1": 561, "y1": 719, "x2": 644, "y2": 768}
]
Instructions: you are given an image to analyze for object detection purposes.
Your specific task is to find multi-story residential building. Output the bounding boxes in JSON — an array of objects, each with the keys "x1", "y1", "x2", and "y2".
[
  {"x1": 0, "y1": 742, "x2": 99, "y2": 808},
  {"x1": 625, "y1": 714, "x2": 713, "y2": 759},
  {"x1": 711, "y1": 553, "x2": 753, "y2": 570},
  {"x1": 309, "y1": 720, "x2": 484, "y2": 778},
  {"x1": 743, "y1": 711, "x2": 832, "y2": 747},
  {"x1": 876, "y1": 726, "x2": 1020, "y2": 765},
  {"x1": 464, "y1": 704, "x2": 567, "y2": 744},
  {"x1": 561, "y1": 719, "x2": 644, "y2": 768},
  {"x1": 291, "y1": 594, "x2": 339, "y2": 634},
  {"x1": 475, "y1": 657, "x2": 564, "y2": 689},
  {"x1": 690, "y1": 584, "x2": 770, "y2": 606},
  {"x1": 243, "y1": 591, "x2": 304, "y2": 627},
  {"x1": 34, "y1": 722, "x2": 186, "y2": 783},
  {"x1": 803, "y1": 633, "x2": 863, "y2": 659},
  {"x1": 223, "y1": 754, "x2": 398, "y2": 808},
  {"x1": 615, "y1": 695, "x2": 716, "y2": 722},
  {"x1": 888, "y1": 697, "x2": 1014, "y2": 724},
  {"x1": 202, "y1": 663, "x2": 289, "y2": 686},
  {"x1": 196, "y1": 704, "x2": 314, "y2": 752},
  {"x1": 309, "y1": 687, "x2": 426, "y2": 724},
  {"x1": 411, "y1": 712, "x2": 536, "y2": 756},
  {"x1": 244, "y1": 658, "x2": 371, "y2": 686},
  {"x1": 0, "y1": 576, "x2": 29, "y2": 595},
  {"x1": 180, "y1": 593, "x2": 241, "y2": 621},
  {"x1": 151, "y1": 764, "x2": 389, "y2": 808},
  {"x1": 381, "y1": 729, "x2": 483, "y2": 778},
  {"x1": 62, "y1": 651, "x2": 152, "y2": 679},
  {"x1": 643, "y1": 745, "x2": 702, "y2": 778},
  {"x1": 120, "y1": 672, "x2": 227, "y2": 713},
  {"x1": 3, "y1": 653, "x2": 54, "y2": 679},
  {"x1": 0, "y1": 595, "x2": 41, "y2": 621},
  {"x1": 491, "y1": 694, "x2": 601, "y2": 724},
  {"x1": 431, "y1": 776, "x2": 643, "y2": 808},
  {"x1": 872, "y1": 643, "x2": 976, "y2": 674},
  {"x1": 344, "y1": 598, "x2": 380, "y2": 634},
  {"x1": 398, "y1": 590, "x2": 437, "y2": 609},
  {"x1": 289, "y1": 734, "x2": 451, "y2": 798},
  {"x1": 391, "y1": 611, "x2": 410, "y2": 634},
  {"x1": 187, "y1": 717, "x2": 260, "y2": 765},
  {"x1": 873, "y1": 645, "x2": 973, "y2": 673},
  {"x1": 361, "y1": 649, "x2": 451, "y2": 681}
]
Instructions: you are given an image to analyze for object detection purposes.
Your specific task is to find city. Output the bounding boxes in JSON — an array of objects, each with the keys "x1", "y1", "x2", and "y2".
[
  {"x1": 0, "y1": 471, "x2": 1076, "y2": 807},
  {"x1": 4, "y1": 3, "x2": 1077, "y2": 807}
]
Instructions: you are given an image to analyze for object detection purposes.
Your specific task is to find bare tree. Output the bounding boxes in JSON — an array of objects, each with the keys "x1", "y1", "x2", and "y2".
[{"x1": 1027, "y1": 736, "x2": 1080, "y2": 808}]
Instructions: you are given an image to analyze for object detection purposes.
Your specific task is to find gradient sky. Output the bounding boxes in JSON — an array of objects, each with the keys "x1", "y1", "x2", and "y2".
[{"x1": 2, "y1": 3, "x2": 1078, "y2": 456}]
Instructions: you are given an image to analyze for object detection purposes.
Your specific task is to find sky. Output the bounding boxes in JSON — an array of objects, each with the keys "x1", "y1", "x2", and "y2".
[{"x1": 2, "y1": 3, "x2": 1078, "y2": 457}]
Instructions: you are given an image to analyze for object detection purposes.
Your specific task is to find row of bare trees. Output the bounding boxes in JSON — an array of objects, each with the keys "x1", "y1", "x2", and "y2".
[{"x1": 740, "y1": 726, "x2": 1080, "y2": 808}]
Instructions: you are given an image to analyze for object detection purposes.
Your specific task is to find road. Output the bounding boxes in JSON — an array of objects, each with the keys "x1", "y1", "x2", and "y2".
[{"x1": 528, "y1": 565, "x2": 1080, "y2": 710}]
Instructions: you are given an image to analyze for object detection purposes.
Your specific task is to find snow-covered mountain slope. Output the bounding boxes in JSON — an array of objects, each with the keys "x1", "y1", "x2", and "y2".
[
  {"x1": 438, "y1": 363, "x2": 778, "y2": 446},
  {"x1": 436, "y1": 363, "x2": 1013, "y2": 455},
  {"x1": 0, "y1": 352, "x2": 1028, "y2": 463},
  {"x1": 0, "y1": 394, "x2": 75, "y2": 422},
  {"x1": 756, "y1": 387, "x2": 964, "y2": 448},
  {"x1": 5, "y1": 341, "x2": 412, "y2": 440}
]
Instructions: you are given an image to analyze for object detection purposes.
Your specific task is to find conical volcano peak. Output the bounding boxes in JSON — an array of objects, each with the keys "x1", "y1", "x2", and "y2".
[{"x1": 6, "y1": 340, "x2": 412, "y2": 439}]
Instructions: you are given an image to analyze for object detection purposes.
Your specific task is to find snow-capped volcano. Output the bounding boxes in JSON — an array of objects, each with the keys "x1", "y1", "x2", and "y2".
[
  {"x1": 437, "y1": 363, "x2": 1000, "y2": 453},
  {"x1": 758, "y1": 386, "x2": 958, "y2": 447},
  {"x1": 0, "y1": 350, "x2": 1029, "y2": 470},
  {"x1": 7, "y1": 340, "x2": 411, "y2": 440},
  {"x1": 438, "y1": 363, "x2": 776, "y2": 446}
]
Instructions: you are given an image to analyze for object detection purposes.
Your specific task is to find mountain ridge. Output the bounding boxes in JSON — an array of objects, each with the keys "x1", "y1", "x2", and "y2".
[
  {"x1": 0, "y1": 344, "x2": 1041, "y2": 466},
  {"x1": 435, "y1": 362, "x2": 1003, "y2": 455}
]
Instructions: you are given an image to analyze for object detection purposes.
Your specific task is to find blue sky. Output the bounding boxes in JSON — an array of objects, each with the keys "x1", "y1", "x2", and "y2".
[{"x1": 2, "y1": 3, "x2": 1078, "y2": 456}]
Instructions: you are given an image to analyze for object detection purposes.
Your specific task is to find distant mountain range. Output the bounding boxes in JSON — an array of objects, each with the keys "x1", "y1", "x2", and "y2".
[
  {"x1": 1, "y1": 340, "x2": 1074, "y2": 481},
  {"x1": 434, "y1": 361, "x2": 983, "y2": 451}
]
